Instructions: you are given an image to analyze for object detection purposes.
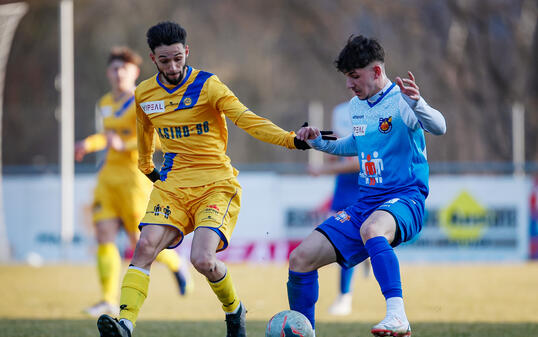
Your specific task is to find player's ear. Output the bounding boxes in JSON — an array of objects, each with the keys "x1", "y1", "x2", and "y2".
[
  {"x1": 373, "y1": 64, "x2": 382, "y2": 79},
  {"x1": 185, "y1": 45, "x2": 189, "y2": 58},
  {"x1": 149, "y1": 52, "x2": 156, "y2": 63}
]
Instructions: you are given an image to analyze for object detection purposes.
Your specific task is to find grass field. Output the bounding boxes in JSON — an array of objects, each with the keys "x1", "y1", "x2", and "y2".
[{"x1": 1, "y1": 262, "x2": 538, "y2": 336}]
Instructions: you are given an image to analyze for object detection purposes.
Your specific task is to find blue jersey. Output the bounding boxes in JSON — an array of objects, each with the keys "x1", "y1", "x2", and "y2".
[{"x1": 311, "y1": 82, "x2": 430, "y2": 203}]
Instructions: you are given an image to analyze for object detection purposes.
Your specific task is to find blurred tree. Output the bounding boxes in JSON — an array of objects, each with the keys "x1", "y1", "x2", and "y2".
[{"x1": 3, "y1": 0, "x2": 537, "y2": 170}]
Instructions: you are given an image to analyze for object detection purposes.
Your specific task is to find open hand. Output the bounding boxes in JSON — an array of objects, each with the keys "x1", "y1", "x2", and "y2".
[{"x1": 395, "y1": 71, "x2": 420, "y2": 101}]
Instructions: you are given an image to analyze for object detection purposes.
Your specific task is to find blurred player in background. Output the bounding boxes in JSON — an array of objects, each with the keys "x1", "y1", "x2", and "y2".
[
  {"x1": 75, "y1": 46, "x2": 190, "y2": 318},
  {"x1": 96, "y1": 22, "x2": 313, "y2": 337},
  {"x1": 308, "y1": 101, "x2": 371, "y2": 316},
  {"x1": 289, "y1": 35, "x2": 446, "y2": 337}
]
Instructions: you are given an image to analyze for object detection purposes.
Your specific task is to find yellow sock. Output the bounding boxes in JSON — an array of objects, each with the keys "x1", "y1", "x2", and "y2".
[
  {"x1": 96, "y1": 243, "x2": 120, "y2": 304},
  {"x1": 208, "y1": 271, "x2": 240, "y2": 313},
  {"x1": 119, "y1": 267, "x2": 150, "y2": 324},
  {"x1": 155, "y1": 249, "x2": 181, "y2": 272}
]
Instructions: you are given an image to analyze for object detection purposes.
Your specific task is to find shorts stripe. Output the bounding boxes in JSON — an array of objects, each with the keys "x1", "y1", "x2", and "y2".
[{"x1": 220, "y1": 188, "x2": 238, "y2": 228}]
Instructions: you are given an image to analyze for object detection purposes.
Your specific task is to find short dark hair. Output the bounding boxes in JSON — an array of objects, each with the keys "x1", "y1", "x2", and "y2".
[
  {"x1": 108, "y1": 46, "x2": 142, "y2": 66},
  {"x1": 335, "y1": 35, "x2": 385, "y2": 73},
  {"x1": 146, "y1": 21, "x2": 187, "y2": 52}
]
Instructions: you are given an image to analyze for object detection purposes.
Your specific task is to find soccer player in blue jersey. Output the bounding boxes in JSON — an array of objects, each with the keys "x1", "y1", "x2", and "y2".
[{"x1": 289, "y1": 35, "x2": 446, "y2": 337}]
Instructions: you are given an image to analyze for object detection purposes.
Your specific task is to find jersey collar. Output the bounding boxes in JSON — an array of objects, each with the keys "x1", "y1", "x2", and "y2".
[
  {"x1": 366, "y1": 81, "x2": 395, "y2": 107},
  {"x1": 156, "y1": 66, "x2": 193, "y2": 94}
]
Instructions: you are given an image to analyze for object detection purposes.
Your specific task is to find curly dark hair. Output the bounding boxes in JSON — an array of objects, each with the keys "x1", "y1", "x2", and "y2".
[
  {"x1": 335, "y1": 35, "x2": 384, "y2": 73},
  {"x1": 107, "y1": 46, "x2": 142, "y2": 66},
  {"x1": 146, "y1": 21, "x2": 187, "y2": 52}
]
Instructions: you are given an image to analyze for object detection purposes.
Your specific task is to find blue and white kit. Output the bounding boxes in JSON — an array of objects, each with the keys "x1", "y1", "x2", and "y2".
[{"x1": 310, "y1": 81, "x2": 446, "y2": 268}]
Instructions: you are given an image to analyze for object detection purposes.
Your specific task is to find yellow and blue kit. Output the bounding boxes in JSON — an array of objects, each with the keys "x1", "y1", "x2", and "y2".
[
  {"x1": 85, "y1": 92, "x2": 153, "y2": 232},
  {"x1": 136, "y1": 66, "x2": 298, "y2": 250}
]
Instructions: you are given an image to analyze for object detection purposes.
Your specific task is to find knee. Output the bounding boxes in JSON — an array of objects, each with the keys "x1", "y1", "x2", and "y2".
[
  {"x1": 360, "y1": 223, "x2": 387, "y2": 243},
  {"x1": 190, "y1": 253, "x2": 217, "y2": 274},
  {"x1": 289, "y1": 247, "x2": 314, "y2": 273}
]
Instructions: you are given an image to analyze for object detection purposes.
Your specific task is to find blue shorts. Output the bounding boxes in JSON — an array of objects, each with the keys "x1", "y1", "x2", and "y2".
[{"x1": 317, "y1": 194, "x2": 425, "y2": 269}]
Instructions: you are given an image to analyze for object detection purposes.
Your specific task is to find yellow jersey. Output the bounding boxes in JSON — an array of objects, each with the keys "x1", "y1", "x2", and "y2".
[
  {"x1": 135, "y1": 66, "x2": 298, "y2": 188},
  {"x1": 84, "y1": 92, "x2": 139, "y2": 174}
]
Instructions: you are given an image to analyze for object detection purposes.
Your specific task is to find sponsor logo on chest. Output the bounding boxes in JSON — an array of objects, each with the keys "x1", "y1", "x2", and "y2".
[{"x1": 140, "y1": 100, "x2": 165, "y2": 114}]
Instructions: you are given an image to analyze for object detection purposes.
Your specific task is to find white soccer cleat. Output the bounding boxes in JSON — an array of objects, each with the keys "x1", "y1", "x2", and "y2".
[
  {"x1": 328, "y1": 293, "x2": 352, "y2": 316},
  {"x1": 371, "y1": 315, "x2": 411, "y2": 337},
  {"x1": 84, "y1": 301, "x2": 119, "y2": 317}
]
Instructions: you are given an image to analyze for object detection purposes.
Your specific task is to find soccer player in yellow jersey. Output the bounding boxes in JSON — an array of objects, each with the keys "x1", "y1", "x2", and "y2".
[
  {"x1": 75, "y1": 46, "x2": 190, "y2": 318},
  {"x1": 96, "y1": 21, "x2": 313, "y2": 337}
]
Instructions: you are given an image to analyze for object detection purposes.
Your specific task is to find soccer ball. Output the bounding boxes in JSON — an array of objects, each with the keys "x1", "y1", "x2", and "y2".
[{"x1": 265, "y1": 310, "x2": 314, "y2": 337}]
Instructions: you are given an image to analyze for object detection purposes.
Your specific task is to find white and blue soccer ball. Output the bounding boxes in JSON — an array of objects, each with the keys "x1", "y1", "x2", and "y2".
[{"x1": 265, "y1": 310, "x2": 314, "y2": 337}]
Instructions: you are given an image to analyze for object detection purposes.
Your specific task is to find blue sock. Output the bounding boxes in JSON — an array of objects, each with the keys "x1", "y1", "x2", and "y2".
[
  {"x1": 340, "y1": 266, "x2": 355, "y2": 294},
  {"x1": 365, "y1": 236, "x2": 402, "y2": 299},
  {"x1": 287, "y1": 269, "x2": 319, "y2": 329}
]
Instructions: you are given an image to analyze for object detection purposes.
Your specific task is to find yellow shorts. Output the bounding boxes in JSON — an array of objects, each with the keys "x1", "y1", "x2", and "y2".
[
  {"x1": 139, "y1": 177, "x2": 242, "y2": 251},
  {"x1": 92, "y1": 173, "x2": 152, "y2": 233}
]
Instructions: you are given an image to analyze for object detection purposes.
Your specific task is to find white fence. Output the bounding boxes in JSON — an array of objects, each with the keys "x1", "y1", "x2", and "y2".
[{"x1": 3, "y1": 173, "x2": 531, "y2": 263}]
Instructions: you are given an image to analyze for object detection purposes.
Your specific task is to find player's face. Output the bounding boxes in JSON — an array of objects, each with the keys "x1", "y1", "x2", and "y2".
[
  {"x1": 107, "y1": 60, "x2": 139, "y2": 94},
  {"x1": 151, "y1": 43, "x2": 189, "y2": 85},
  {"x1": 345, "y1": 66, "x2": 378, "y2": 100}
]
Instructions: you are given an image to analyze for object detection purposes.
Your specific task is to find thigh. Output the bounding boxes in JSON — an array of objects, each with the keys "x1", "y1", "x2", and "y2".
[
  {"x1": 289, "y1": 230, "x2": 337, "y2": 272},
  {"x1": 376, "y1": 196, "x2": 425, "y2": 246},
  {"x1": 316, "y1": 207, "x2": 370, "y2": 269},
  {"x1": 190, "y1": 227, "x2": 221, "y2": 261},
  {"x1": 94, "y1": 218, "x2": 121, "y2": 244},
  {"x1": 193, "y1": 178, "x2": 242, "y2": 252}
]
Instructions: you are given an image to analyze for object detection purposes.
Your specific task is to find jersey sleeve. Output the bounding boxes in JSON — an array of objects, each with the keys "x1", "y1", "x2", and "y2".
[
  {"x1": 135, "y1": 93, "x2": 156, "y2": 174},
  {"x1": 207, "y1": 76, "x2": 297, "y2": 149},
  {"x1": 310, "y1": 133, "x2": 358, "y2": 156},
  {"x1": 399, "y1": 95, "x2": 446, "y2": 135}
]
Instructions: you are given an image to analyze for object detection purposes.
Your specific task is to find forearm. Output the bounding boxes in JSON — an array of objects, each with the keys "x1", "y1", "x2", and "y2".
[
  {"x1": 310, "y1": 134, "x2": 357, "y2": 156},
  {"x1": 235, "y1": 109, "x2": 296, "y2": 149},
  {"x1": 136, "y1": 121, "x2": 156, "y2": 174}
]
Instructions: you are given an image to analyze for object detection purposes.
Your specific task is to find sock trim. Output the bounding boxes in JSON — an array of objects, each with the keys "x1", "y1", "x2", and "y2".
[{"x1": 128, "y1": 265, "x2": 150, "y2": 276}]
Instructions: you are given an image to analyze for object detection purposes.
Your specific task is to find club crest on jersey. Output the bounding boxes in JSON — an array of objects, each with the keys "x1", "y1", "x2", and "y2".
[
  {"x1": 378, "y1": 116, "x2": 392, "y2": 133},
  {"x1": 183, "y1": 97, "x2": 193, "y2": 107}
]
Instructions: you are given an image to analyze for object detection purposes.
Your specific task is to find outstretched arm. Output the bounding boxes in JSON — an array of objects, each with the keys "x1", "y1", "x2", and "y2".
[
  {"x1": 396, "y1": 71, "x2": 446, "y2": 135},
  {"x1": 208, "y1": 76, "x2": 303, "y2": 149},
  {"x1": 296, "y1": 125, "x2": 357, "y2": 156}
]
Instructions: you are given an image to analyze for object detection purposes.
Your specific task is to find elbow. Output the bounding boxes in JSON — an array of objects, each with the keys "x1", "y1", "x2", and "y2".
[{"x1": 436, "y1": 120, "x2": 447, "y2": 135}]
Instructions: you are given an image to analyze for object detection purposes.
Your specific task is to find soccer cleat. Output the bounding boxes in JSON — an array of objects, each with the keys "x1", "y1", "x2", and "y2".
[
  {"x1": 371, "y1": 315, "x2": 411, "y2": 337},
  {"x1": 84, "y1": 301, "x2": 119, "y2": 317},
  {"x1": 328, "y1": 293, "x2": 352, "y2": 316},
  {"x1": 97, "y1": 314, "x2": 132, "y2": 337},
  {"x1": 225, "y1": 302, "x2": 247, "y2": 337}
]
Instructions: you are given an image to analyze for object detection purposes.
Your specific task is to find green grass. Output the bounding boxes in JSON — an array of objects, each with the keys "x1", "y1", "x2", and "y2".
[
  {"x1": 2, "y1": 263, "x2": 538, "y2": 336},
  {"x1": 1, "y1": 319, "x2": 537, "y2": 337}
]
